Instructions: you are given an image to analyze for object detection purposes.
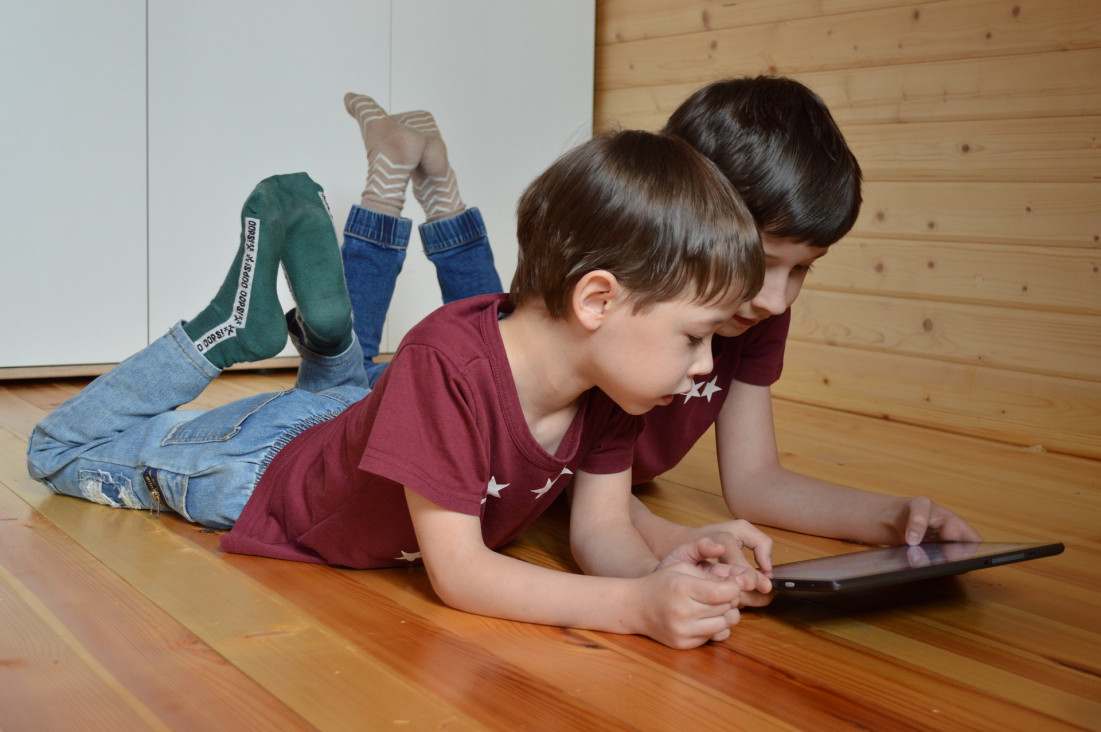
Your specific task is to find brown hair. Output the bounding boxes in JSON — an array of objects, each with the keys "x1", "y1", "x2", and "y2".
[
  {"x1": 511, "y1": 130, "x2": 762, "y2": 318},
  {"x1": 664, "y1": 76, "x2": 862, "y2": 247}
]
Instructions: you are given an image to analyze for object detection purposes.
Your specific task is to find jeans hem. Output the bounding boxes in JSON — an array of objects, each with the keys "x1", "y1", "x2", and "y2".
[
  {"x1": 344, "y1": 205, "x2": 412, "y2": 250},
  {"x1": 420, "y1": 207, "x2": 488, "y2": 255}
]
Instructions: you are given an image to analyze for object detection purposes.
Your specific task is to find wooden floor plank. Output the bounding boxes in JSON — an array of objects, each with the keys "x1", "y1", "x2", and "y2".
[
  {"x1": 1, "y1": 371, "x2": 1098, "y2": 730},
  {"x1": 149, "y1": 506, "x2": 781, "y2": 731},
  {"x1": 0, "y1": 564, "x2": 161, "y2": 731},
  {"x1": 0, "y1": 477, "x2": 314, "y2": 730},
  {"x1": 0, "y1": 432, "x2": 476, "y2": 731}
]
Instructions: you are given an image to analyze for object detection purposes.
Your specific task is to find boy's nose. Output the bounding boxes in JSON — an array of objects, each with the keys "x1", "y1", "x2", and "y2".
[
  {"x1": 689, "y1": 342, "x2": 715, "y2": 378},
  {"x1": 751, "y1": 273, "x2": 788, "y2": 317}
]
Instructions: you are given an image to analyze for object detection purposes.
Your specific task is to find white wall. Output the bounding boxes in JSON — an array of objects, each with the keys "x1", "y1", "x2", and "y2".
[{"x1": 1, "y1": 0, "x2": 594, "y2": 369}]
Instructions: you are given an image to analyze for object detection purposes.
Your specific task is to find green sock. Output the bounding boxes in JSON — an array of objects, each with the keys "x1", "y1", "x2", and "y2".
[
  {"x1": 269, "y1": 173, "x2": 354, "y2": 356},
  {"x1": 183, "y1": 180, "x2": 288, "y2": 369}
]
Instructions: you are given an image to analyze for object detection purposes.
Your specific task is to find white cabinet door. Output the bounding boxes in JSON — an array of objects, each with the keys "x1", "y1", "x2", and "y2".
[
  {"x1": 384, "y1": 0, "x2": 595, "y2": 351},
  {"x1": 0, "y1": 1, "x2": 147, "y2": 367},
  {"x1": 147, "y1": 0, "x2": 391, "y2": 347},
  {"x1": 1, "y1": 1, "x2": 593, "y2": 370}
]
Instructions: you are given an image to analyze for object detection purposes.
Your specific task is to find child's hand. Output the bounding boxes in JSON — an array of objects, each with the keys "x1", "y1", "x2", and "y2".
[
  {"x1": 635, "y1": 561, "x2": 745, "y2": 649},
  {"x1": 686, "y1": 519, "x2": 773, "y2": 572},
  {"x1": 662, "y1": 519, "x2": 773, "y2": 578},
  {"x1": 657, "y1": 536, "x2": 773, "y2": 606},
  {"x1": 894, "y1": 496, "x2": 984, "y2": 546}
]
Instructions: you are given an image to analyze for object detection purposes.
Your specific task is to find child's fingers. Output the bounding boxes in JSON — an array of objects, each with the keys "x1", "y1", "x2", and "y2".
[
  {"x1": 904, "y1": 496, "x2": 934, "y2": 545},
  {"x1": 708, "y1": 606, "x2": 742, "y2": 642},
  {"x1": 684, "y1": 569, "x2": 743, "y2": 606},
  {"x1": 658, "y1": 536, "x2": 728, "y2": 571},
  {"x1": 736, "y1": 522, "x2": 774, "y2": 573},
  {"x1": 739, "y1": 589, "x2": 774, "y2": 607}
]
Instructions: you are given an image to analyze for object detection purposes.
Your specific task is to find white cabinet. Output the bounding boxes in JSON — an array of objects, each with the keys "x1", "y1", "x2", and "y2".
[
  {"x1": 1, "y1": 1, "x2": 147, "y2": 368},
  {"x1": 2, "y1": 1, "x2": 594, "y2": 371}
]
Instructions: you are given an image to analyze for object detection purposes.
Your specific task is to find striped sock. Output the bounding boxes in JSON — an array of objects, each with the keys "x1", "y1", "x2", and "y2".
[
  {"x1": 344, "y1": 93, "x2": 425, "y2": 218},
  {"x1": 392, "y1": 110, "x2": 465, "y2": 222}
]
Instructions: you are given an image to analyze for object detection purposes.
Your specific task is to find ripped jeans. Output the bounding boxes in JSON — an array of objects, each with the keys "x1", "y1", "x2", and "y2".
[{"x1": 26, "y1": 322, "x2": 369, "y2": 529}]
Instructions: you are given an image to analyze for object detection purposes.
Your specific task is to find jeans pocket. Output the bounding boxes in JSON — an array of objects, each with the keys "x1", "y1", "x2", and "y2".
[{"x1": 162, "y1": 391, "x2": 287, "y2": 445}]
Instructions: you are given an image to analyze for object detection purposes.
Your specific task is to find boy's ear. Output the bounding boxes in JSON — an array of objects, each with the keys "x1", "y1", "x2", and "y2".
[{"x1": 572, "y1": 270, "x2": 621, "y2": 332}]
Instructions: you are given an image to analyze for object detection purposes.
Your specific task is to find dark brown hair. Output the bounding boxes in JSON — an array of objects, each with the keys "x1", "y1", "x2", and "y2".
[
  {"x1": 510, "y1": 130, "x2": 762, "y2": 318},
  {"x1": 664, "y1": 76, "x2": 862, "y2": 247}
]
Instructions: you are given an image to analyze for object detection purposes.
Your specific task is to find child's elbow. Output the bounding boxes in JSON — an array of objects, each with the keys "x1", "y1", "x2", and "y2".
[{"x1": 420, "y1": 558, "x2": 480, "y2": 613}]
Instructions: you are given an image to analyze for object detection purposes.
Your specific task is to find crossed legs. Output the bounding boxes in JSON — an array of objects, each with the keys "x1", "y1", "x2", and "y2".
[{"x1": 341, "y1": 94, "x2": 502, "y2": 378}]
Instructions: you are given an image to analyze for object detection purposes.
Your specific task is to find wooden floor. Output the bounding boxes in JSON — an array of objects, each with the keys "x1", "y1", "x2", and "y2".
[{"x1": 1, "y1": 370, "x2": 1098, "y2": 731}]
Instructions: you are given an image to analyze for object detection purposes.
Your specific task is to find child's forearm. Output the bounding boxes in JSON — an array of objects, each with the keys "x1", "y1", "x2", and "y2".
[
  {"x1": 426, "y1": 540, "x2": 744, "y2": 650},
  {"x1": 628, "y1": 494, "x2": 692, "y2": 558},
  {"x1": 406, "y1": 488, "x2": 741, "y2": 648},
  {"x1": 723, "y1": 465, "x2": 906, "y2": 544},
  {"x1": 406, "y1": 487, "x2": 646, "y2": 633},
  {"x1": 567, "y1": 470, "x2": 668, "y2": 579},
  {"x1": 428, "y1": 543, "x2": 648, "y2": 634}
]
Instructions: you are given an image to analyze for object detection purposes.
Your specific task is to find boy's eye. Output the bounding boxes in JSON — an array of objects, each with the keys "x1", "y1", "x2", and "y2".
[
  {"x1": 688, "y1": 335, "x2": 704, "y2": 346},
  {"x1": 795, "y1": 263, "x2": 816, "y2": 274}
]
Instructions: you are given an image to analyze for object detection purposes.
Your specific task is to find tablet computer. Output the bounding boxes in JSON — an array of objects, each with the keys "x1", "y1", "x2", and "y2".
[{"x1": 768, "y1": 541, "x2": 1064, "y2": 592}]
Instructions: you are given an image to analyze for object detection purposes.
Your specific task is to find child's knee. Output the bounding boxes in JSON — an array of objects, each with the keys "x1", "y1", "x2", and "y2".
[
  {"x1": 26, "y1": 429, "x2": 144, "y2": 510},
  {"x1": 26, "y1": 426, "x2": 64, "y2": 482}
]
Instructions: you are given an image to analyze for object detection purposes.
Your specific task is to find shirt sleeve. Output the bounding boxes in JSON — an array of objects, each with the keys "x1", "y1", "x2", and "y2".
[
  {"x1": 359, "y1": 344, "x2": 489, "y2": 515},
  {"x1": 734, "y1": 308, "x2": 791, "y2": 386},
  {"x1": 578, "y1": 393, "x2": 643, "y2": 476}
]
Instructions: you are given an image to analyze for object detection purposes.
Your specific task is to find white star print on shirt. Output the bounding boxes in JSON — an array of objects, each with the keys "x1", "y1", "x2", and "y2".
[
  {"x1": 483, "y1": 476, "x2": 509, "y2": 504},
  {"x1": 683, "y1": 375, "x2": 722, "y2": 404},
  {"x1": 532, "y1": 478, "x2": 554, "y2": 498},
  {"x1": 532, "y1": 467, "x2": 573, "y2": 498},
  {"x1": 395, "y1": 550, "x2": 421, "y2": 562}
]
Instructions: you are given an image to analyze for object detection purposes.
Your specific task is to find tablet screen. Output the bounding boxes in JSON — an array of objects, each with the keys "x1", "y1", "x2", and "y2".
[{"x1": 768, "y1": 541, "x2": 1064, "y2": 592}]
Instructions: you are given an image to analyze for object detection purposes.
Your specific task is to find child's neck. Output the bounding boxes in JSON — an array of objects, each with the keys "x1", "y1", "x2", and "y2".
[{"x1": 498, "y1": 303, "x2": 590, "y2": 454}]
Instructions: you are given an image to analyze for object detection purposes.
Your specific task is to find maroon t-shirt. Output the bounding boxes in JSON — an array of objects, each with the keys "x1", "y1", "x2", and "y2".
[
  {"x1": 631, "y1": 310, "x2": 790, "y2": 485},
  {"x1": 222, "y1": 294, "x2": 640, "y2": 569}
]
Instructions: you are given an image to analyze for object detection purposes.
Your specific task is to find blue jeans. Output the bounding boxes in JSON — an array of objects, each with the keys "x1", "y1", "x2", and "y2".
[
  {"x1": 341, "y1": 205, "x2": 502, "y2": 386},
  {"x1": 26, "y1": 323, "x2": 369, "y2": 529}
]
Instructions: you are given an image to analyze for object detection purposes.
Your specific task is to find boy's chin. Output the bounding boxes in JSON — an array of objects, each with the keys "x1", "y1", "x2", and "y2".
[
  {"x1": 617, "y1": 395, "x2": 674, "y2": 415},
  {"x1": 716, "y1": 319, "x2": 756, "y2": 338}
]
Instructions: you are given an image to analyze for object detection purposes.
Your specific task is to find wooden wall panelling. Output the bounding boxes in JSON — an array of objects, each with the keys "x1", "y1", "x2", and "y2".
[
  {"x1": 595, "y1": 0, "x2": 1101, "y2": 457},
  {"x1": 596, "y1": 48, "x2": 1101, "y2": 131},
  {"x1": 845, "y1": 116, "x2": 1101, "y2": 182},
  {"x1": 796, "y1": 48, "x2": 1101, "y2": 124},
  {"x1": 854, "y1": 181, "x2": 1100, "y2": 246},
  {"x1": 809, "y1": 239, "x2": 1101, "y2": 314},
  {"x1": 767, "y1": 399, "x2": 1101, "y2": 527},
  {"x1": 597, "y1": 0, "x2": 1100, "y2": 91},
  {"x1": 774, "y1": 341, "x2": 1101, "y2": 458},
  {"x1": 596, "y1": 0, "x2": 937, "y2": 44},
  {"x1": 790, "y1": 289, "x2": 1100, "y2": 381}
]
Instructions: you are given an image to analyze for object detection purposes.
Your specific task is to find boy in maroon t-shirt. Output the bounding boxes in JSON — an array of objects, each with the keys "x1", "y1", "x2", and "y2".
[{"x1": 29, "y1": 131, "x2": 772, "y2": 649}]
